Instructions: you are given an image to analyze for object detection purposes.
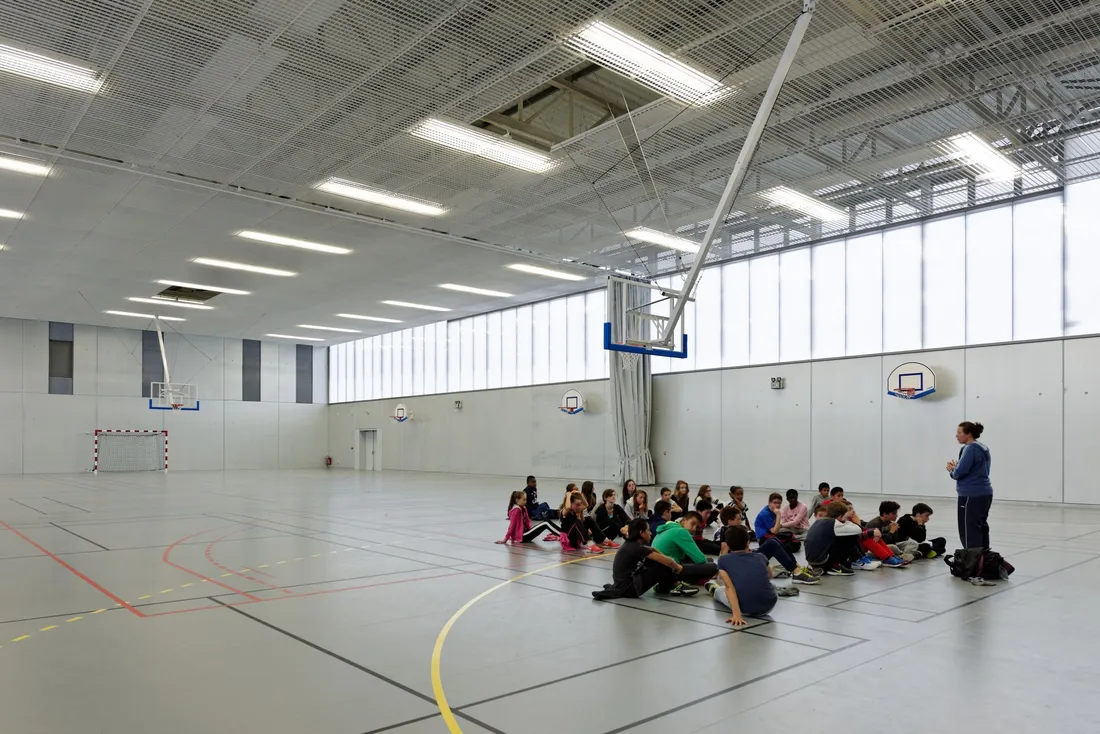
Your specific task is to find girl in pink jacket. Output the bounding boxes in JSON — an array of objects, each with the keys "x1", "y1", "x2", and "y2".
[{"x1": 496, "y1": 491, "x2": 561, "y2": 545}]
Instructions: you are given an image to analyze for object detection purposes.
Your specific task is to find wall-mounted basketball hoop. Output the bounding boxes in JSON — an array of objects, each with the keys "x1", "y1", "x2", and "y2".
[
  {"x1": 887, "y1": 362, "x2": 936, "y2": 400},
  {"x1": 559, "y1": 389, "x2": 586, "y2": 415},
  {"x1": 390, "y1": 403, "x2": 412, "y2": 422}
]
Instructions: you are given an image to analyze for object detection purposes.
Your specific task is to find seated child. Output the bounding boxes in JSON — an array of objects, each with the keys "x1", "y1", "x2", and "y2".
[
  {"x1": 865, "y1": 500, "x2": 918, "y2": 560},
  {"x1": 694, "y1": 485, "x2": 723, "y2": 520},
  {"x1": 728, "y1": 485, "x2": 755, "y2": 540},
  {"x1": 840, "y1": 496, "x2": 908, "y2": 567},
  {"x1": 804, "y1": 502, "x2": 883, "y2": 575},
  {"x1": 650, "y1": 500, "x2": 672, "y2": 537},
  {"x1": 559, "y1": 493, "x2": 617, "y2": 553},
  {"x1": 595, "y1": 489, "x2": 630, "y2": 540},
  {"x1": 753, "y1": 492, "x2": 784, "y2": 541},
  {"x1": 659, "y1": 487, "x2": 683, "y2": 516},
  {"x1": 780, "y1": 489, "x2": 810, "y2": 538},
  {"x1": 624, "y1": 489, "x2": 651, "y2": 521},
  {"x1": 671, "y1": 481, "x2": 691, "y2": 514},
  {"x1": 706, "y1": 525, "x2": 785, "y2": 626},
  {"x1": 496, "y1": 491, "x2": 561, "y2": 545},
  {"x1": 650, "y1": 511, "x2": 718, "y2": 589},
  {"x1": 896, "y1": 502, "x2": 947, "y2": 558},
  {"x1": 691, "y1": 499, "x2": 722, "y2": 555},
  {"x1": 809, "y1": 482, "x2": 830, "y2": 515},
  {"x1": 716, "y1": 506, "x2": 817, "y2": 584},
  {"x1": 592, "y1": 518, "x2": 692, "y2": 600}
]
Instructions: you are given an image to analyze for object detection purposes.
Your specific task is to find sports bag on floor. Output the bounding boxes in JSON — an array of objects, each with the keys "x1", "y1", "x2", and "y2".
[{"x1": 946, "y1": 548, "x2": 1014, "y2": 580}]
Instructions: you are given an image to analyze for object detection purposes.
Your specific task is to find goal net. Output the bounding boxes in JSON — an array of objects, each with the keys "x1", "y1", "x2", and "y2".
[{"x1": 94, "y1": 430, "x2": 168, "y2": 473}]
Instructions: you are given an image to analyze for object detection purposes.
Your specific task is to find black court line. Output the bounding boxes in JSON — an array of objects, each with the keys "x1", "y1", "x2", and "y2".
[
  {"x1": 360, "y1": 712, "x2": 442, "y2": 734},
  {"x1": 8, "y1": 498, "x2": 46, "y2": 515},
  {"x1": 453, "y1": 630, "x2": 738, "y2": 712},
  {"x1": 49, "y1": 522, "x2": 110, "y2": 551},
  {"x1": 43, "y1": 497, "x2": 90, "y2": 513},
  {"x1": 211, "y1": 598, "x2": 506, "y2": 734}
]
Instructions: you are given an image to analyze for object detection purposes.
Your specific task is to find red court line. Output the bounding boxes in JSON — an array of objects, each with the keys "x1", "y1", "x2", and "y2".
[
  {"x1": 204, "y1": 528, "x2": 292, "y2": 595},
  {"x1": 162, "y1": 526, "x2": 263, "y2": 602},
  {"x1": 143, "y1": 567, "x2": 470, "y2": 617},
  {"x1": 0, "y1": 518, "x2": 145, "y2": 618}
]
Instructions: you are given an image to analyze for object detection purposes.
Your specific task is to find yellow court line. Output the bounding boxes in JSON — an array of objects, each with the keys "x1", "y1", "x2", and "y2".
[
  {"x1": 66, "y1": 617, "x2": 82, "y2": 623},
  {"x1": 430, "y1": 554, "x2": 604, "y2": 733},
  {"x1": 39, "y1": 626, "x2": 56, "y2": 632}
]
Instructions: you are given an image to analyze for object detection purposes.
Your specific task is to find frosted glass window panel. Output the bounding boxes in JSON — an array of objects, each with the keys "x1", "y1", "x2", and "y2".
[
  {"x1": 532, "y1": 302, "x2": 550, "y2": 384},
  {"x1": 565, "y1": 295, "x2": 586, "y2": 381},
  {"x1": 1065, "y1": 179, "x2": 1100, "y2": 336},
  {"x1": 349, "y1": 340, "x2": 360, "y2": 401},
  {"x1": 380, "y1": 333, "x2": 393, "y2": 398},
  {"x1": 721, "y1": 261, "x2": 750, "y2": 366},
  {"x1": 965, "y1": 205, "x2": 1013, "y2": 345},
  {"x1": 401, "y1": 329, "x2": 414, "y2": 396},
  {"x1": 779, "y1": 248, "x2": 811, "y2": 362},
  {"x1": 391, "y1": 332, "x2": 403, "y2": 397},
  {"x1": 472, "y1": 315, "x2": 487, "y2": 390},
  {"x1": 749, "y1": 254, "x2": 780, "y2": 364},
  {"x1": 487, "y1": 311, "x2": 502, "y2": 389},
  {"x1": 501, "y1": 309, "x2": 518, "y2": 387},
  {"x1": 460, "y1": 319, "x2": 475, "y2": 391},
  {"x1": 332, "y1": 344, "x2": 344, "y2": 402},
  {"x1": 447, "y1": 322, "x2": 460, "y2": 392},
  {"x1": 1013, "y1": 196, "x2": 1063, "y2": 341},
  {"x1": 371, "y1": 336, "x2": 381, "y2": 400},
  {"x1": 882, "y1": 225, "x2": 923, "y2": 353},
  {"x1": 517, "y1": 305, "x2": 534, "y2": 385},
  {"x1": 549, "y1": 298, "x2": 568, "y2": 382},
  {"x1": 845, "y1": 232, "x2": 883, "y2": 356},
  {"x1": 411, "y1": 328, "x2": 424, "y2": 396},
  {"x1": 811, "y1": 240, "x2": 845, "y2": 358},
  {"x1": 423, "y1": 325, "x2": 436, "y2": 396},
  {"x1": 435, "y1": 323, "x2": 448, "y2": 394},
  {"x1": 585, "y1": 290, "x2": 607, "y2": 379},
  {"x1": 650, "y1": 277, "x2": 673, "y2": 374},
  {"x1": 923, "y1": 215, "x2": 966, "y2": 349},
  {"x1": 693, "y1": 268, "x2": 721, "y2": 370},
  {"x1": 328, "y1": 343, "x2": 338, "y2": 403}
]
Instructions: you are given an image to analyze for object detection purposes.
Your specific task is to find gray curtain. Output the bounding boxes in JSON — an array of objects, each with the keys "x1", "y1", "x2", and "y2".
[{"x1": 608, "y1": 280, "x2": 656, "y2": 485}]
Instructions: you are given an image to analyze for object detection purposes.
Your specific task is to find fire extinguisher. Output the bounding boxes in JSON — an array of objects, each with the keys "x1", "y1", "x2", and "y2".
[{"x1": 324, "y1": 456, "x2": 332, "y2": 469}]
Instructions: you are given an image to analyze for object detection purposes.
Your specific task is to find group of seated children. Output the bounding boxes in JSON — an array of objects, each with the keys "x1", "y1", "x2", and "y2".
[{"x1": 501, "y1": 477, "x2": 946, "y2": 627}]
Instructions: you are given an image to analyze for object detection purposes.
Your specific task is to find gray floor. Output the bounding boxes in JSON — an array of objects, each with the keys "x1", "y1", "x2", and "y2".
[{"x1": 0, "y1": 471, "x2": 1097, "y2": 734}]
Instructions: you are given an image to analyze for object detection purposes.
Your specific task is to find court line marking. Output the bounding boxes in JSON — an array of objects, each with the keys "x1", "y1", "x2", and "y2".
[{"x1": 430, "y1": 553, "x2": 604, "y2": 734}]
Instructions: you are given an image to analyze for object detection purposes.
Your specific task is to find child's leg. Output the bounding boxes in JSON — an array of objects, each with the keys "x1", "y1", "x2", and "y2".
[
  {"x1": 583, "y1": 517, "x2": 606, "y2": 544},
  {"x1": 522, "y1": 522, "x2": 556, "y2": 543},
  {"x1": 565, "y1": 523, "x2": 588, "y2": 549},
  {"x1": 896, "y1": 538, "x2": 920, "y2": 555},
  {"x1": 678, "y1": 562, "x2": 718, "y2": 584},
  {"x1": 828, "y1": 536, "x2": 864, "y2": 566},
  {"x1": 931, "y1": 537, "x2": 947, "y2": 554},
  {"x1": 861, "y1": 537, "x2": 894, "y2": 560},
  {"x1": 755, "y1": 537, "x2": 797, "y2": 573},
  {"x1": 634, "y1": 562, "x2": 676, "y2": 596},
  {"x1": 694, "y1": 538, "x2": 722, "y2": 556}
]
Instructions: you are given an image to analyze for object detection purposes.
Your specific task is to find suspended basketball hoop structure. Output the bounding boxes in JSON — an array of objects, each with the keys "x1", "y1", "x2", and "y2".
[
  {"x1": 148, "y1": 315, "x2": 199, "y2": 411},
  {"x1": 605, "y1": 0, "x2": 817, "y2": 360}
]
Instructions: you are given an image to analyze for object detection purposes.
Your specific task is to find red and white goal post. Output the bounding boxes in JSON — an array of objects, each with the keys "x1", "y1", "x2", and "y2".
[{"x1": 93, "y1": 430, "x2": 169, "y2": 474}]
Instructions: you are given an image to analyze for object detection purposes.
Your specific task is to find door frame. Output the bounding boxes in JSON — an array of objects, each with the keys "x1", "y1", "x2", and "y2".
[{"x1": 355, "y1": 429, "x2": 379, "y2": 471}]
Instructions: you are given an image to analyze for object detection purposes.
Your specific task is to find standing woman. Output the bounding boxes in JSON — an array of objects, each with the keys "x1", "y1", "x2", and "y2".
[{"x1": 947, "y1": 421, "x2": 992, "y2": 550}]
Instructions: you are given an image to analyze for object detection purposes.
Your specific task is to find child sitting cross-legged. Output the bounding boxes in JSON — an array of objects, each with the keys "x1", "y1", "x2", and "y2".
[
  {"x1": 804, "y1": 502, "x2": 882, "y2": 575},
  {"x1": 896, "y1": 502, "x2": 947, "y2": 558},
  {"x1": 650, "y1": 511, "x2": 718, "y2": 594},
  {"x1": 591, "y1": 518, "x2": 691, "y2": 601},
  {"x1": 595, "y1": 488, "x2": 630, "y2": 541},
  {"x1": 717, "y1": 506, "x2": 818, "y2": 584}
]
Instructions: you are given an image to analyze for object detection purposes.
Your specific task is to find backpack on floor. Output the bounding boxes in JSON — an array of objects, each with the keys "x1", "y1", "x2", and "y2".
[{"x1": 946, "y1": 548, "x2": 1013, "y2": 580}]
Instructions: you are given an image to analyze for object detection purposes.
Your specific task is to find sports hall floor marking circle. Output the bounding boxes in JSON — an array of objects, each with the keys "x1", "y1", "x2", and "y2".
[{"x1": 431, "y1": 554, "x2": 604, "y2": 734}]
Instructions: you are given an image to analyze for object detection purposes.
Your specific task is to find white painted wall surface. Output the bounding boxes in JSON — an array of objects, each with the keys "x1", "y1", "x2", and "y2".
[{"x1": 0, "y1": 317, "x2": 327, "y2": 474}]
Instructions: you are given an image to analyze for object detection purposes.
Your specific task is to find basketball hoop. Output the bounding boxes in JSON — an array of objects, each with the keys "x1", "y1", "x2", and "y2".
[
  {"x1": 170, "y1": 403, "x2": 184, "y2": 411},
  {"x1": 895, "y1": 388, "x2": 917, "y2": 400}
]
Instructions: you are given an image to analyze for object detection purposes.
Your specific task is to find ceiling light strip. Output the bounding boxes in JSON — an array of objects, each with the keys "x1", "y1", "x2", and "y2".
[
  {"x1": 104, "y1": 311, "x2": 185, "y2": 321},
  {"x1": 759, "y1": 186, "x2": 847, "y2": 222},
  {"x1": 336, "y1": 314, "x2": 403, "y2": 323},
  {"x1": 193, "y1": 258, "x2": 296, "y2": 276},
  {"x1": 438, "y1": 283, "x2": 513, "y2": 298},
  {"x1": 412, "y1": 119, "x2": 555, "y2": 173},
  {"x1": 316, "y1": 178, "x2": 445, "y2": 216},
  {"x1": 0, "y1": 44, "x2": 102, "y2": 93},
  {"x1": 506, "y1": 263, "x2": 588, "y2": 281},
  {"x1": 381, "y1": 300, "x2": 452, "y2": 312},
  {"x1": 237, "y1": 230, "x2": 351, "y2": 255},
  {"x1": 127, "y1": 297, "x2": 212, "y2": 310},
  {"x1": 625, "y1": 227, "x2": 700, "y2": 253},
  {"x1": 156, "y1": 280, "x2": 250, "y2": 295}
]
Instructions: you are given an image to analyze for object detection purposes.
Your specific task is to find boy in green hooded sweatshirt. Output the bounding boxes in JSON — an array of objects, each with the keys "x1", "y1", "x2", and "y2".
[{"x1": 651, "y1": 511, "x2": 718, "y2": 592}]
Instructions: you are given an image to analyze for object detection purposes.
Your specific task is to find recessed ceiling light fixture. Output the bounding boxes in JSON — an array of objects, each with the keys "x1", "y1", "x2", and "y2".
[
  {"x1": 0, "y1": 44, "x2": 103, "y2": 93},
  {"x1": 104, "y1": 310, "x2": 185, "y2": 321},
  {"x1": 381, "y1": 300, "x2": 452, "y2": 312},
  {"x1": 336, "y1": 313, "x2": 403, "y2": 323},
  {"x1": 439, "y1": 283, "x2": 513, "y2": 298},
  {"x1": 0, "y1": 208, "x2": 23, "y2": 219},
  {"x1": 945, "y1": 132, "x2": 1019, "y2": 181},
  {"x1": 267, "y1": 334, "x2": 325, "y2": 342},
  {"x1": 298, "y1": 324, "x2": 361, "y2": 333},
  {"x1": 759, "y1": 186, "x2": 847, "y2": 222},
  {"x1": 412, "y1": 119, "x2": 555, "y2": 173},
  {"x1": 506, "y1": 263, "x2": 588, "y2": 281},
  {"x1": 237, "y1": 230, "x2": 351, "y2": 255},
  {"x1": 0, "y1": 154, "x2": 50, "y2": 176},
  {"x1": 625, "y1": 227, "x2": 700, "y2": 253},
  {"x1": 127, "y1": 297, "x2": 213, "y2": 310},
  {"x1": 316, "y1": 178, "x2": 446, "y2": 216},
  {"x1": 193, "y1": 258, "x2": 296, "y2": 276},
  {"x1": 566, "y1": 22, "x2": 729, "y2": 105},
  {"x1": 156, "y1": 280, "x2": 251, "y2": 295}
]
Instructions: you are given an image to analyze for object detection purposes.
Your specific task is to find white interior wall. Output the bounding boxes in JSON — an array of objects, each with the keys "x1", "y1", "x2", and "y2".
[{"x1": 0, "y1": 317, "x2": 328, "y2": 474}]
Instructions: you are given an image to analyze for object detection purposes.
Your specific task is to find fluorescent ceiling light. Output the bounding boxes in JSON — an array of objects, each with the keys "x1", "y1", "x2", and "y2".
[
  {"x1": 104, "y1": 310, "x2": 185, "y2": 322},
  {"x1": 945, "y1": 132, "x2": 1018, "y2": 181},
  {"x1": 0, "y1": 44, "x2": 102, "y2": 93},
  {"x1": 316, "y1": 178, "x2": 445, "y2": 216},
  {"x1": 298, "y1": 324, "x2": 361, "y2": 333},
  {"x1": 0, "y1": 208, "x2": 22, "y2": 219},
  {"x1": 156, "y1": 279, "x2": 250, "y2": 295},
  {"x1": 626, "y1": 227, "x2": 700, "y2": 253},
  {"x1": 0, "y1": 155, "x2": 50, "y2": 176},
  {"x1": 759, "y1": 186, "x2": 847, "y2": 222},
  {"x1": 566, "y1": 22, "x2": 729, "y2": 105},
  {"x1": 507, "y1": 263, "x2": 588, "y2": 281},
  {"x1": 237, "y1": 230, "x2": 351, "y2": 255},
  {"x1": 381, "y1": 300, "x2": 452, "y2": 312},
  {"x1": 193, "y1": 257, "x2": 296, "y2": 277},
  {"x1": 128, "y1": 297, "x2": 212, "y2": 310},
  {"x1": 412, "y1": 119, "x2": 555, "y2": 173},
  {"x1": 267, "y1": 333, "x2": 325, "y2": 342},
  {"x1": 337, "y1": 313, "x2": 403, "y2": 323},
  {"x1": 439, "y1": 283, "x2": 513, "y2": 298}
]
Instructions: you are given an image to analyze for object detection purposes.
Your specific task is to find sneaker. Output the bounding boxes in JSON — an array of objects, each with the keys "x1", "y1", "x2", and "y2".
[
  {"x1": 899, "y1": 552, "x2": 915, "y2": 563},
  {"x1": 925, "y1": 550, "x2": 939, "y2": 559},
  {"x1": 969, "y1": 577, "x2": 996, "y2": 587},
  {"x1": 851, "y1": 558, "x2": 881, "y2": 571},
  {"x1": 586, "y1": 544, "x2": 604, "y2": 554},
  {"x1": 704, "y1": 580, "x2": 720, "y2": 594},
  {"x1": 808, "y1": 566, "x2": 825, "y2": 577},
  {"x1": 792, "y1": 568, "x2": 820, "y2": 585},
  {"x1": 772, "y1": 569, "x2": 792, "y2": 580},
  {"x1": 826, "y1": 564, "x2": 854, "y2": 577},
  {"x1": 776, "y1": 585, "x2": 800, "y2": 597},
  {"x1": 670, "y1": 582, "x2": 700, "y2": 597},
  {"x1": 602, "y1": 540, "x2": 620, "y2": 549},
  {"x1": 543, "y1": 533, "x2": 559, "y2": 541},
  {"x1": 882, "y1": 556, "x2": 907, "y2": 568}
]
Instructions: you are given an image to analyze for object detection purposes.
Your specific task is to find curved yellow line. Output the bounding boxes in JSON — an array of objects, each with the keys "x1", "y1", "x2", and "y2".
[{"x1": 431, "y1": 554, "x2": 604, "y2": 733}]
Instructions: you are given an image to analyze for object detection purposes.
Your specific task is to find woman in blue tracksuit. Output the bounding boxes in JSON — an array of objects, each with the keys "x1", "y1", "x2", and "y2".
[{"x1": 947, "y1": 421, "x2": 992, "y2": 550}]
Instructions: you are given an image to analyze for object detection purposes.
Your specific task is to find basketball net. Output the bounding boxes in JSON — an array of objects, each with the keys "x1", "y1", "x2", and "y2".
[
  {"x1": 895, "y1": 387, "x2": 917, "y2": 399},
  {"x1": 619, "y1": 352, "x2": 639, "y2": 371}
]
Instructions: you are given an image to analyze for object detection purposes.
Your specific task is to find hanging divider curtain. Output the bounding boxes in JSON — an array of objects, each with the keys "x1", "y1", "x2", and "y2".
[{"x1": 608, "y1": 280, "x2": 656, "y2": 485}]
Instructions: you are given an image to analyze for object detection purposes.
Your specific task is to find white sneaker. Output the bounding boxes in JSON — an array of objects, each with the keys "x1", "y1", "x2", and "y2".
[{"x1": 851, "y1": 558, "x2": 881, "y2": 571}]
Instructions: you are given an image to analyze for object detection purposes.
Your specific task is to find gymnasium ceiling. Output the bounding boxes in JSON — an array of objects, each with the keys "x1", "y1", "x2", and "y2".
[{"x1": 0, "y1": 0, "x2": 1099, "y2": 343}]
